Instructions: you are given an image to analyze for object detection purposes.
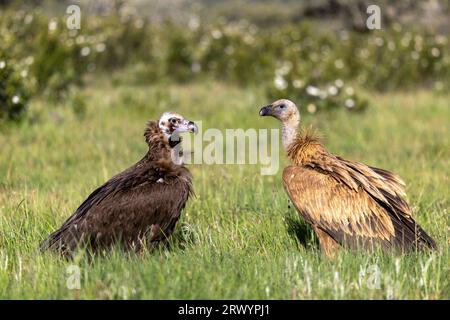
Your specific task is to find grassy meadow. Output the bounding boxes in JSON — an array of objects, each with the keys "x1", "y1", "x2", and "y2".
[{"x1": 0, "y1": 78, "x2": 448, "y2": 299}]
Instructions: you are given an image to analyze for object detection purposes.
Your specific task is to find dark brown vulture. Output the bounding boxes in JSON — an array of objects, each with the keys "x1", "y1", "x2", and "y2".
[
  {"x1": 259, "y1": 99, "x2": 436, "y2": 256},
  {"x1": 41, "y1": 112, "x2": 198, "y2": 256}
]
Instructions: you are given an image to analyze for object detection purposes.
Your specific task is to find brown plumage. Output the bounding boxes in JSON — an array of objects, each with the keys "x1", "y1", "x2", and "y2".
[
  {"x1": 41, "y1": 112, "x2": 198, "y2": 256},
  {"x1": 260, "y1": 99, "x2": 436, "y2": 256}
]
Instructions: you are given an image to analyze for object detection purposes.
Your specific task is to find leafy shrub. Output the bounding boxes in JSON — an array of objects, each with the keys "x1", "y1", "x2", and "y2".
[
  {"x1": 90, "y1": 13, "x2": 156, "y2": 70},
  {"x1": 198, "y1": 22, "x2": 275, "y2": 84},
  {"x1": 267, "y1": 77, "x2": 368, "y2": 113},
  {"x1": 164, "y1": 23, "x2": 197, "y2": 82},
  {"x1": 1, "y1": 6, "x2": 449, "y2": 120},
  {"x1": 0, "y1": 58, "x2": 30, "y2": 121},
  {"x1": 1, "y1": 11, "x2": 95, "y2": 101},
  {"x1": 31, "y1": 21, "x2": 86, "y2": 97}
]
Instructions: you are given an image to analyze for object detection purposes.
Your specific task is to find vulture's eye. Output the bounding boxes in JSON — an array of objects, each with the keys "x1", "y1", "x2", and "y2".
[
  {"x1": 279, "y1": 104, "x2": 286, "y2": 109},
  {"x1": 170, "y1": 118, "x2": 178, "y2": 124}
]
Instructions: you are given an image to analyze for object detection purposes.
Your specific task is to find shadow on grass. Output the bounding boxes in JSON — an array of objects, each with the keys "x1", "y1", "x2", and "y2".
[{"x1": 284, "y1": 211, "x2": 319, "y2": 251}]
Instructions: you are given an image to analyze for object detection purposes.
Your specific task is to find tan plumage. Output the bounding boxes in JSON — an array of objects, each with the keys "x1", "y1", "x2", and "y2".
[{"x1": 260, "y1": 99, "x2": 436, "y2": 256}]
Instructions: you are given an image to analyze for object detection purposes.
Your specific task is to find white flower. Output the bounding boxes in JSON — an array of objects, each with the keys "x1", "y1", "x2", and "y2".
[
  {"x1": 188, "y1": 16, "x2": 200, "y2": 31},
  {"x1": 20, "y1": 70, "x2": 28, "y2": 78},
  {"x1": 0, "y1": 61, "x2": 5, "y2": 69},
  {"x1": 334, "y1": 59, "x2": 344, "y2": 69},
  {"x1": 334, "y1": 79, "x2": 344, "y2": 88},
  {"x1": 276, "y1": 61, "x2": 292, "y2": 76},
  {"x1": 431, "y1": 47, "x2": 440, "y2": 58},
  {"x1": 388, "y1": 41, "x2": 396, "y2": 51},
  {"x1": 345, "y1": 99, "x2": 355, "y2": 108},
  {"x1": 211, "y1": 29, "x2": 222, "y2": 39},
  {"x1": 95, "y1": 43, "x2": 106, "y2": 53},
  {"x1": 401, "y1": 36, "x2": 411, "y2": 47},
  {"x1": 274, "y1": 75, "x2": 287, "y2": 90},
  {"x1": 95, "y1": 42, "x2": 106, "y2": 52},
  {"x1": 414, "y1": 42, "x2": 422, "y2": 52},
  {"x1": 374, "y1": 37, "x2": 384, "y2": 47},
  {"x1": 328, "y1": 85, "x2": 338, "y2": 96},
  {"x1": 306, "y1": 85, "x2": 320, "y2": 96},
  {"x1": 25, "y1": 56, "x2": 34, "y2": 65},
  {"x1": 435, "y1": 35, "x2": 447, "y2": 45},
  {"x1": 345, "y1": 87, "x2": 354, "y2": 96},
  {"x1": 80, "y1": 47, "x2": 91, "y2": 57},
  {"x1": 48, "y1": 20, "x2": 58, "y2": 32},
  {"x1": 359, "y1": 48, "x2": 370, "y2": 59},
  {"x1": 24, "y1": 14, "x2": 33, "y2": 24},
  {"x1": 12, "y1": 95, "x2": 20, "y2": 104},
  {"x1": 243, "y1": 34, "x2": 255, "y2": 45},
  {"x1": 76, "y1": 35, "x2": 85, "y2": 44},
  {"x1": 292, "y1": 79, "x2": 304, "y2": 89},
  {"x1": 307, "y1": 103, "x2": 317, "y2": 114}
]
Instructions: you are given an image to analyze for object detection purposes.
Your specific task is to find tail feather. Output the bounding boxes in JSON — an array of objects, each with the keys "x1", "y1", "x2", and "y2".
[{"x1": 40, "y1": 226, "x2": 79, "y2": 256}]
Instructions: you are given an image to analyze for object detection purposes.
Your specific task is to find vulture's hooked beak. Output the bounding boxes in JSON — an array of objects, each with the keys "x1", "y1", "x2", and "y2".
[
  {"x1": 259, "y1": 105, "x2": 272, "y2": 116},
  {"x1": 176, "y1": 119, "x2": 198, "y2": 134}
]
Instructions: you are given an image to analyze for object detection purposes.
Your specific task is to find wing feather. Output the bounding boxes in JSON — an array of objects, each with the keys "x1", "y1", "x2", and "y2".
[
  {"x1": 282, "y1": 165, "x2": 435, "y2": 251},
  {"x1": 41, "y1": 163, "x2": 192, "y2": 253}
]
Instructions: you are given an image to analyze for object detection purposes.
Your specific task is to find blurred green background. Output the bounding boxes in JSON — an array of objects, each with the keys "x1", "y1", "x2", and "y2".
[{"x1": 1, "y1": 0, "x2": 449, "y2": 121}]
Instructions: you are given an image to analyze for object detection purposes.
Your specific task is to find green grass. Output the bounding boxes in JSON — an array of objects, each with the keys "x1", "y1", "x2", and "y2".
[{"x1": 0, "y1": 79, "x2": 448, "y2": 299}]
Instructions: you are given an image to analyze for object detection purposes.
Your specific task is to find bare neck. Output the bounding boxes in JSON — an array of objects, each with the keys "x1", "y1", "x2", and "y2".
[{"x1": 281, "y1": 113, "x2": 300, "y2": 151}]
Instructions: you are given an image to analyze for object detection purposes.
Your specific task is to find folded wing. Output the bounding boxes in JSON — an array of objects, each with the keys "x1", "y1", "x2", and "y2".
[
  {"x1": 283, "y1": 162, "x2": 436, "y2": 251},
  {"x1": 41, "y1": 163, "x2": 192, "y2": 255}
]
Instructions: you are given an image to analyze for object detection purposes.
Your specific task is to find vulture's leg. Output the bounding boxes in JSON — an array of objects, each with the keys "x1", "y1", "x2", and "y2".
[
  {"x1": 148, "y1": 224, "x2": 163, "y2": 242},
  {"x1": 313, "y1": 226, "x2": 340, "y2": 257},
  {"x1": 61, "y1": 227, "x2": 83, "y2": 255},
  {"x1": 149, "y1": 218, "x2": 180, "y2": 250},
  {"x1": 141, "y1": 224, "x2": 167, "y2": 251}
]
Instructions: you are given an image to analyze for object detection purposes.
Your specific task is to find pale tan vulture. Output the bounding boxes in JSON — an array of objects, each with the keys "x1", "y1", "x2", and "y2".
[{"x1": 259, "y1": 99, "x2": 436, "y2": 256}]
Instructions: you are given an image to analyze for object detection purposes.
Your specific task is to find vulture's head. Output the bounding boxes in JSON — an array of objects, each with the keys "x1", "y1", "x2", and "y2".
[
  {"x1": 259, "y1": 99, "x2": 299, "y2": 123},
  {"x1": 158, "y1": 112, "x2": 198, "y2": 140}
]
